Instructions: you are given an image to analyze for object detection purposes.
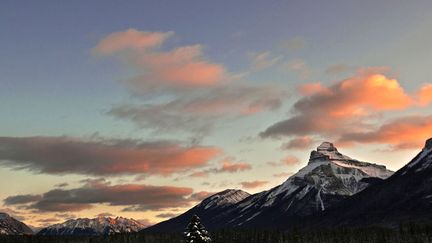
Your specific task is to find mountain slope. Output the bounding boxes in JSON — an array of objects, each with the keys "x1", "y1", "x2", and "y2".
[
  {"x1": 148, "y1": 142, "x2": 393, "y2": 231},
  {"x1": 144, "y1": 189, "x2": 250, "y2": 232},
  {"x1": 0, "y1": 213, "x2": 33, "y2": 235},
  {"x1": 310, "y1": 138, "x2": 432, "y2": 228},
  {"x1": 38, "y1": 216, "x2": 145, "y2": 236}
]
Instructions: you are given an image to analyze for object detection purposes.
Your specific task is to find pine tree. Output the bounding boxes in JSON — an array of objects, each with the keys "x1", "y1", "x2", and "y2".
[{"x1": 183, "y1": 214, "x2": 211, "y2": 243}]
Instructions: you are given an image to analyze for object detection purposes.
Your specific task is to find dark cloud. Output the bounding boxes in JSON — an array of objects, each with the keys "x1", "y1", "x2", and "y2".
[
  {"x1": 4, "y1": 194, "x2": 42, "y2": 205},
  {"x1": 0, "y1": 136, "x2": 221, "y2": 176},
  {"x1": 4, "y1": 183, "x2": 194, "y2": 212}
]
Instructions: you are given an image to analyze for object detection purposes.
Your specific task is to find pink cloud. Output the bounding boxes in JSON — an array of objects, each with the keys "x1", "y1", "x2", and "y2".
[
  {"x1": 94, "y1": 28, "x2": 172, "y2": 55},
  {"x1": 94, "y1": 29, "x2": 226, "y2": 91}
]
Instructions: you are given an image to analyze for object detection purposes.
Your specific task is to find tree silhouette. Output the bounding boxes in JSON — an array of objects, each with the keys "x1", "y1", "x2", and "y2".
[{"x1": 183, "y1": 214, "x2": 211, "y2": 243}]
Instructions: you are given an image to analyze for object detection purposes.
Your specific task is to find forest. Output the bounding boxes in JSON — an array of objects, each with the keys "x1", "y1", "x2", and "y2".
[{"x1": 2, "y1": 224, "x2": 432, "y2": 243}]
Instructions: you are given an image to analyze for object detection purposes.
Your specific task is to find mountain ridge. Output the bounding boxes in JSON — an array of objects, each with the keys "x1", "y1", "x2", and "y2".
[{"x1": 146, "y1": 141, "x2": 394, "y2": 231}]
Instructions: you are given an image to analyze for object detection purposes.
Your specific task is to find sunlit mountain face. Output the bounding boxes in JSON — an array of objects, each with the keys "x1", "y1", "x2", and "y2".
[{"x1": 1, "y1": 1, "x2": 432, "y2": 237}]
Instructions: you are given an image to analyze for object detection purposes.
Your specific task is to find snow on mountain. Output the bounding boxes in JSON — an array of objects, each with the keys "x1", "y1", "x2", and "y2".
[
  {"x1": 144, "y1": 189, "x2": 250, "y2": 232},
  {"x1": 148, "y1": 142, "x2": 393, "y2": 231},
  {"x1": 0, "y1": 212, "x2": 33, "y2": 235},
  {"x1": 38, "y1": 216, "x2": 145, "y2": 236},
  {"x1": 311, "y1": 137, "x2": 432, "y2": 228},
  {"x1": 198, "y1": 189, "x2": 251, "y2": 210}
]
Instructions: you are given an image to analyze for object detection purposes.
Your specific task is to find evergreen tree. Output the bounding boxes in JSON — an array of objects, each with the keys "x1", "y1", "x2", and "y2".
[{"x1": 183, "y1": 214, "x2": 211, "y2": 243}]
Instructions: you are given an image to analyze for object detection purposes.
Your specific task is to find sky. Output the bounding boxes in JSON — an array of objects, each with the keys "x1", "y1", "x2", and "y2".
[{"x1": 1, "y1": 0, "x2": 432, "y2": 228}]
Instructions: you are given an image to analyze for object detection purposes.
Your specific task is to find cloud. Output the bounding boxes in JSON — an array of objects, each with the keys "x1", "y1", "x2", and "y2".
[
  {"x1": 250, "y1": 51, "x2": 283, "y2": 71},
  {"x1": 108, "y1": 84, "x2": 286, "y2": 135},
  {"x1": 338, "y1": 114, "x2": 432, "y2": 149},
  {"x1": 5, "y1": 183, "x2": 194, "y2": 212},
  {"x1": 261, "y1": 69, "x2": 432, "y2": 149},
  {"x1": 188, "y1": 159, "x2": 252, "y2": 177},
  {"x1": 219, "y1": 161, "x2": 252, "y2": 172},
  {"x1": 95, "y1": 29, "x2": 288, "y2": 136},
  {"x1": 261, "y1": 71, "x2": 415, "y2": 139},
  {"x1": 93, "y1": 29, "x2": 173, "y2": 55},
  {"x1": 0, "y1": 208, "x2": 26, "y2": 221},
  {"x1": 96, "y1": 212, "x2": 115, "y2": 217},
  {"x1": 189, "y1": 191, "x2": 214, "y2": 202},
  {"x1": 94, "y1": 29, "x2": 225, "y2": 93},
  {"x1": 240, "y1": 180, "x2": 269, "y2": 189},
  {"x1": 4, "y1": 195, "x2": 42, "y2": 205},
  {"x1": 54, "y1": 183, "x2": 69, "y2": 188},
  {"x1": 0, "y1": 136, "x2": 221, "y2": 176},
  {"x1": 267, "y1": 155, "x2": 299, "y2": 167},
  {"x1": 287, "y1": 59, "x2": 311, "y2": 79},
  {"x1": 418, "y1": 84, "x2": 432, "y2": 106},
  {"x1": 281, "y1": 136, "x2": 314, "y2": 150},
  {"x1": 297, "y1": 82, "x2": 329, "y2": 96}
]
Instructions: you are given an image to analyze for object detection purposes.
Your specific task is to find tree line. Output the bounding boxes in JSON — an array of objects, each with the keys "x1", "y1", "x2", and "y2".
[{"x1": 2, "y1": 224, "x2": 432, "y2": 243}]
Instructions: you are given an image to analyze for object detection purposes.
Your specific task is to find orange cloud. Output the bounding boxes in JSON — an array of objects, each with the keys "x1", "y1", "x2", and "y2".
[
  {"x1": 0, "y1": 136, "x2": 222, "y2": 176},
  {"x1": 94, "y1": 28, "x2": 172, "y2": 55},
  {"x1": 261, "y1": 69, "x2": 432, "y2": 150},
  {"x1": 261, "y1": 71, "x2": 416, "y2": 139},
  {"x1": 339, "y1": 115, "x2": 432, "y2": 149},
  {"x1": 418, "y1": 84, "x2": 432, "y2": 106},
  {"x1": 240, "y1": 180, "x2": 269, "y2": 189},
  {"x1": 94, "y1": 29, "x2": 226, "y2": 91}
]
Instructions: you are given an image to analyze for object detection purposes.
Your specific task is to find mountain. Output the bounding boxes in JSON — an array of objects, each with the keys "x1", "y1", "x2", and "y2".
[
  {"x1": 38, "y1": 216, "x2": 145, "y2": 236},
  {"x1": 147, "y1": 142, "x2": 393, "y2": 231},
  {"x1": 144, "y1": 189, "x2": 250, "y2": 232},
  {"x1": 310, "y1": 138, "x2": 432, "y2": 228},
  {"x1": 0, "y1": 213, "x2": 33, "y2": 235}
]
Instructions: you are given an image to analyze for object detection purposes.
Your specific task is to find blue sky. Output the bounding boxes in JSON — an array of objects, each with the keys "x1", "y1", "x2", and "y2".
[{"x1": 0, "y1": 0, "x2": 431, "y2": 227}]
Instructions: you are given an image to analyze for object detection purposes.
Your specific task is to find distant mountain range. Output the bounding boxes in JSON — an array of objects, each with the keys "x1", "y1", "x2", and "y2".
[
  {"x1": 146, "y1": 141, "x2": 395, "y2": 231},
  {"x1": 0, "y1": 213, "x2": 33, "y2": 235},
  {"x1": 37, "y1": 216, "x2": 146, "y2": 236}
]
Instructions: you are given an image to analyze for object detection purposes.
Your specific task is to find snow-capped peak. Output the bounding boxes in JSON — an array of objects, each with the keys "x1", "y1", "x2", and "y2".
[
  {"x1": 309, "y1": 142, "x2": 353, "y2": 163},
  {"x1": 38, "y1": 216, "x2": 145, "y2": 236},
  {"x1": 198, "y1": 189, "x2": 250, "y2": 210},
  {"x1": 403, "y1": 138, "x2": 432, "y2": 173},
  {"x1": 0, "y1": 212, "x2": 33, "y2": 235}
]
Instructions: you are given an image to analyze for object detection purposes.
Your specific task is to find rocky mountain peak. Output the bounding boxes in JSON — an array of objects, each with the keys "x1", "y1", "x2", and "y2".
[
  {"x1": 309, "y1": 141, "x2": 352, "y2": 164},
  {"x1": 425, "y1": 137, "x2": 432, "y2": 150}
]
